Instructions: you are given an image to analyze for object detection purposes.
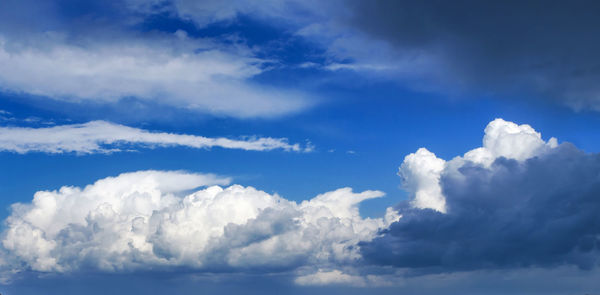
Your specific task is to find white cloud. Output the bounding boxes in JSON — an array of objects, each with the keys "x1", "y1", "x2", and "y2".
[
  {"x1": 462, "y1": 118, "x2": 558, "y2": 166},
  {"x1": 0, "y1": 120, "x2": 310, "y2": 154},
  {"x1": 294, "y1": 269, "x2": 396, "y2": 287},
  {"x1": 0, "y1": 36, "x2": 310, "y2": 118},
  {"x1": 400, "y1": 118, "x2": 558, "y2": 212},
  {"x1": 294, "y1": 269, "x2": 366, "y2": 287},
  {"x1": 398, "y1": 148, "x2": 446, "y2": 213},
  {"x1": 0, "y1": 170, "x2": 398, "y2": 280}
]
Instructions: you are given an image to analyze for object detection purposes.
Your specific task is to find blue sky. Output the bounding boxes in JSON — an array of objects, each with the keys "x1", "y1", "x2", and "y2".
[{"x1": 1, "y1": 1, "x2": 600, "y2": 294}]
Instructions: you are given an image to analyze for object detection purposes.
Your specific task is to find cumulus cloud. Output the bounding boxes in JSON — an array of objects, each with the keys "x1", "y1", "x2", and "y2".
[
  {"x1": 0, "y1": 36, "x2": 310, "y2": 118},
  {"x1": 361, "y1": 118, "x2": 600, "y2": 273},
  {"x1": 399, "y1": 118, "x2": 557, "y2": 212},
  {"x1": 0, "y1": 170, "x2": 398, "y2": 281},
  {"x1": 0, "y1": 121, "x2": 310, "y2": 154},
  {"x1": 398, "y1": 148, "x2": 446, "y2": 212}
]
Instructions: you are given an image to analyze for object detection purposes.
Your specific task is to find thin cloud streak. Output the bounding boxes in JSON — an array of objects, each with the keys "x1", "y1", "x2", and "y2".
[{"x1": 0, "y1": 121, "x2": 311, "y2": 154}]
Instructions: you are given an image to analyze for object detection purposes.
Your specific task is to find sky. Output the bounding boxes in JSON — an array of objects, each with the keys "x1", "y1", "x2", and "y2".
[{"x1": 1, "y1": 1, "x2": 600, "y2": 294}]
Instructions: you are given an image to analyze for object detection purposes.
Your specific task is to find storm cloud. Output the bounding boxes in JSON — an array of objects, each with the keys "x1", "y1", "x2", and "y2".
[
  {"x1": 361, "y1": 123, "x2": 600, "y2": 273},
  {"x1": 345, "y1": 0, "x2": 600, "y2": 110}
]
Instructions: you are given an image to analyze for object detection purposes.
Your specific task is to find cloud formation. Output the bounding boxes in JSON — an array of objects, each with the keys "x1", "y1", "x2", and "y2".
[
  {"x1": 4, "y1": 0, "x2": 600, "y2": 116},
  {"x1": 399, "y1": 119, "x2": 558, "y2": 213},
  {"x1": 0, "y1": 170, "x2": 398, "y2": 282},
  {"x1": 0, "y1": 121, "x2": 310, "y2": 154},
  {"x1": 0, "y1": 36, "x2": 310, "y2": 118},
  {"x1": 342, "y1": 1, "x2": 600, "y2": 110},
  {"x1": 1, "y1": 118, "x2": 598, "y2": 286},
  {"x1": 294, "y1": 269, "x2": 392, "y2": 287},
  {"x1": 362, "y1": 118, "x2": 600, "y2": 273},
  {"x1": 154, "y1": 0, "x2": 600, "y2": 112}
]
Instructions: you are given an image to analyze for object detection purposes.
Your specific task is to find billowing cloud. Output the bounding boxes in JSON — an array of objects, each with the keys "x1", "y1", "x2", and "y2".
[
  {"x1": 398, "y1": 148, "x2": 446, "y2": 212},
  {"x1": 0, "y1": 170, "x2": 398, "y2": 282},
  {"x1": 399, "y1": 118, "x2": 558, "y2": 213},
  {"x1": 0, "y1": 121, "x2": 310, "y2": 154},
  {"x1": 361, "y1": 118, "x2": 600, "y2": 273}
]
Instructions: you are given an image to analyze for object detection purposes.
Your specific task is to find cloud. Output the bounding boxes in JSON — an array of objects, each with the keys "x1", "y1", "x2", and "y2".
[
  {"x1": 399, "y1": 119, "x2": 558, "y2": 213},
  {"x1": 0, "y1": 120, "x2": 310, "y2": 154},
  {"x1": 294, "y1": 268, "x2": 396, "y2": 287},
  {"x1": 0, "y1": 0, "x2": 316, "y2": 119},
  {"x1": 0, "y1": 35, "x2": 310, "y2": 118},
  {"x1": 295, "y1": 269, "x2": 365, "y2": 286},
  {"x1": 0, "y1": 170, "x2": 398, "y2": 282},
  {"x1": 340, "y1": 0, "x2": 600, "y2": 110},
  {"x1": 361, "y1": 118, "x2": 600, "y2": 273},
  {"x1": 398, "y1": 148, "x2": 446, "y2": 212},
  {"x1": 6, "y1": 0, "x2": 600, "y2": 115},
  {"x1": 161, "y1": 0, "x2": 600, "y2": 112},
  {"x1": 294, "y1": 269, "x2": 384, "y2": 287}
]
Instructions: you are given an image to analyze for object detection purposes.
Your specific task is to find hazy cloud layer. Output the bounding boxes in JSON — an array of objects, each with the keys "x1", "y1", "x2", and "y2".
[
  {"x1": 294, "y1": 269, "x2": 394, "y2": 287},
  {"x1": 0, "y1": 121, "x2": 310, "y2": 154},
  {"x1": 0, "y1": 170, "x2": 398, "y2": 283},
  {"x1": 343, "y1": 0, "x2": 600, "y2": 110},
  {"x1": 146, "y1": 0, "x2": 600, "y2": 111},
  {"x1": 4, "y1": 0, "x2": 598, "y2": 116},
  {"x1": 0, "y1": 36, "x2": 310, "y2": 118},
  {"x1": 0, "y1": 0, "x2": 313, "y2": 119},
  {"x1": 362, "y1": 119, "x2": 600, "y2": 273}
]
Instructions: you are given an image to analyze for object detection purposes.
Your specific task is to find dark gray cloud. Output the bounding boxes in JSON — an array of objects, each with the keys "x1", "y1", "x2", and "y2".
[
  {"x1": 361, "y1": 143, "x2": 600, "y2": 273},
  {"x1": 347, "y1": 0, "x2": 600, "y2": 110}
]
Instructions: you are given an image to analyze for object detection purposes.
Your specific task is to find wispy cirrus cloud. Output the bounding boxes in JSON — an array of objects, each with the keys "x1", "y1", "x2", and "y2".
[
  {"x1": 0, "y1": 121, "x2": 311, "y2": 154},
  {"x1": 0, "y1": 36, "x2": 311, "y2": 118}
]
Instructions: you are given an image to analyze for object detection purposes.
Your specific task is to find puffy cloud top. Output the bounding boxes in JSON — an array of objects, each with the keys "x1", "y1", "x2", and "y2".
[
  {"x1": 465, "y1": 118, "x2": 557, "y2": 165},
  {"x1": 0, "y1": 170, "x2": 398, "y2": 281},
  {"x1": 398, "y1": 148, "x2": 446, "y2": 212},
  {"x1": 362, "y1": 118, "x2": 600, "y2": 274},
  {"x1": 400, "y1": 118, "x2": 558, "y2": 212}
]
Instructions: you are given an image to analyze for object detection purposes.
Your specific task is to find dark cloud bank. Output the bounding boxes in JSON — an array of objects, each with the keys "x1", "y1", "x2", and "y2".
[
  {"x1": 348, "y1": 0, "x2": 600, "y2": 110},
  {"x1": 361, "y1": 143, "x2": 600, "y2": 273}
]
